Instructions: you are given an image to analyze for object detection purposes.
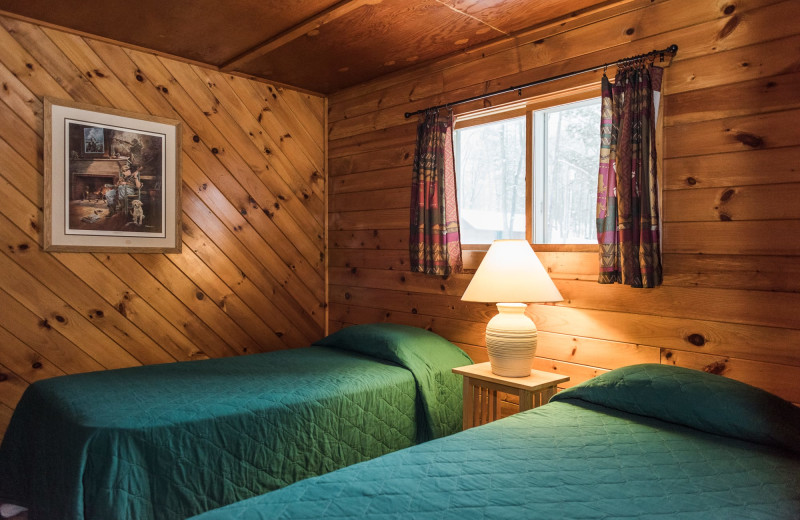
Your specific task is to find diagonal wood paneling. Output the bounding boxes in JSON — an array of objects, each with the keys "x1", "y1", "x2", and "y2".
[
  {"x1": 327, "y1": 0, "x2": 800, "y2": 405},
  {"x1": 0, "y1": 15, "x2": 326, "y2": 439}
]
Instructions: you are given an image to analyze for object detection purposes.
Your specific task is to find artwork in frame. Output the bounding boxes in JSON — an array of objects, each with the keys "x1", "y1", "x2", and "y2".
[{"x1": 43, "y1": 97, "x2": 182, "y2": 252}]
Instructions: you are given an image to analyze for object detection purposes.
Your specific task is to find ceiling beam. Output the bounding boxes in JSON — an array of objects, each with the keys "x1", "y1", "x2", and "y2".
[{"x1": 220, "y1": 0, "x2": 382, "y2": 72}]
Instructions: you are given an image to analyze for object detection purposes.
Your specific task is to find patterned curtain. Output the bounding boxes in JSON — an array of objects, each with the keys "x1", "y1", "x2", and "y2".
[
  {"x1": 596, "y1": 62, "x2": 663, "y2": 288},
  {"x1": 410, "y1": 109, "x2": 463, "y2": 276}
]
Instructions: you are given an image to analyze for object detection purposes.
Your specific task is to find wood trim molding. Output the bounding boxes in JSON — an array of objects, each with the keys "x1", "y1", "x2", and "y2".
[
  {"x1": 220, "y1": 0, "x2": 381, "y2": 72},
  {"x1": 0, "y1": 8, "x2": 325, "y2": 97}
]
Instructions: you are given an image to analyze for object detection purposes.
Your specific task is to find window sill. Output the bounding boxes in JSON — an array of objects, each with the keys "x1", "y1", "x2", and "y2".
[{"x1": 462, "y1": 243, "x2": 597, "y2": 271}]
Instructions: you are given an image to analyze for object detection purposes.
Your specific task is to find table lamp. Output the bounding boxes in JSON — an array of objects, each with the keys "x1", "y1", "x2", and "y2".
[{"x1": 461, "y1": 240, "x2": 563, "y2": 377}]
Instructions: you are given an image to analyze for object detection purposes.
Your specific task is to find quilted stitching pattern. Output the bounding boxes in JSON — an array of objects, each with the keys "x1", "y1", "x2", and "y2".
[
  {"x1": 191, "y1": 401, "x2": 800, "y2": 520},
  {"x1": 313, "y1": 323, "x2": 473, "y2": 439},
  {"x1": 0, "y1": 345, "x2": 465, "y2": 520}
]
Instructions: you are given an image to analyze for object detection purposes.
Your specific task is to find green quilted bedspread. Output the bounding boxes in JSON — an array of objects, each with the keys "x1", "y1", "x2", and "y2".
[
  {"x1": 191, "y1": 364, "x2": 800, "y2": 520},
  {"x1": 0, "y1": 324, "x2": 471, "y2": 520}
]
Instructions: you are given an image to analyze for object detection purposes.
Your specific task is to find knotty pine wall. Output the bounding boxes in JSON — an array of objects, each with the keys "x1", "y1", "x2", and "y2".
[
  {"x1": 0, "y1": 16, "x2": 326, "y2": 438},
  {"x1": 328, "y1": 0, "x2": 800, "y2": 405}
]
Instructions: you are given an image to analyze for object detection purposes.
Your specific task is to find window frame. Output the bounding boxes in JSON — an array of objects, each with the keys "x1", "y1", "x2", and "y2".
[{"x1": 454, "y1": 85, "x2": 601, "y2": 270}]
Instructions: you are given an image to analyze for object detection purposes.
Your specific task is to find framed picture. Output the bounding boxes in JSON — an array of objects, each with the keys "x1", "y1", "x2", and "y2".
[{"x1": 43, "y1": 98, "x2": 182, "y2": 252}]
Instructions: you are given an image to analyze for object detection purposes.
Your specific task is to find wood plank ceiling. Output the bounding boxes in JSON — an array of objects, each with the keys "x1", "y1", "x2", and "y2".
[{"x1": 0, "y1": 0, "x2": 613, "y2": 93}]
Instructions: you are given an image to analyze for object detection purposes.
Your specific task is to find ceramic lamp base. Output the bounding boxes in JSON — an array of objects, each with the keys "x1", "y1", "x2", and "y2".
[{"x1": 485, "y1": 303, "x2": 538, "y2": 377}]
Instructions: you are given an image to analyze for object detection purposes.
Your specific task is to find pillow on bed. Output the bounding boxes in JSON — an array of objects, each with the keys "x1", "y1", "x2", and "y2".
[
  {"x1": 314, "y1": 323, "x2": 471, "y2": 363},
  {"x1": 314, "y1": 323, "x2": 472, "y2": 439},
  {"x1": 551, "y1": 363, "x2": 800, "y2": 454}
]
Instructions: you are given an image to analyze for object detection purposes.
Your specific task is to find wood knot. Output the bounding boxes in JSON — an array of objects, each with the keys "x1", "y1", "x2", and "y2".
[
  {"x1": 193, "y1": 135, "x2": 200, "y2": 142},
  {"x1": 686, "y1": 177, "x2": 697, "y2": 186},
  {"x1": 0, "y1": 374, "x2": 7, "y2": 382},
  {"x1": 344, "y1": 292, "x2": 351, "y2": 300},
  {"x1": 625, "y1": 27, "x2": 635, "y2": 35},
  {"x1": 196, "y1": 291, "x2": 204, "y2": 300},
  {"x1": 703, "y1": 360, "x2": 727, "y2": 375},
  {"x1": 723, "y1": 4, "x2": 735, "y2": 15},
  {"x1": 32, "y1": 362, "x2": 42, "y2": 369},
  {"x1": 718, "y1": 15, "x2": 739, "y2": 40},
  {"x1": 734, "y1": 132, "x2": 763, "y2": 148},
  {"x1": 687, "y1": 333, "x2": 706, "y2": 346},
  {"x1": 720, "y1": 188, "x2": 735, "y2": 202},
  {"x1": 211, "y1": 147, "x2": 219, "y2": 154}
]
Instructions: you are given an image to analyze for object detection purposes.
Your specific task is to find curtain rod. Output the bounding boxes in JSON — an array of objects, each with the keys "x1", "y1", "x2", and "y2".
[{"x1": 404, "y1": 44, "x2": 678, "y2": 119}]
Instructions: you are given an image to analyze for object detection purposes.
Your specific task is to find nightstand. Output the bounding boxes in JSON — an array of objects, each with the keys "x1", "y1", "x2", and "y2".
[{"x1": 453, "y1": 362, "x2": 570, "y2": 430}]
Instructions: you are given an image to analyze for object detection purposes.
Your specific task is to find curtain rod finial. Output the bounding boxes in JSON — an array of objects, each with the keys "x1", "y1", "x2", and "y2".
[{"x1": 668, "y1": 44, "x2": 678, "y2": 54}]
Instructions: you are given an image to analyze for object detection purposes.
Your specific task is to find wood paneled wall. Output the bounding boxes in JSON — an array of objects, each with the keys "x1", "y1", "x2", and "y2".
[
  {"x1": 328, "y1": 0, "x2": 800, "y2": 405},
  {"x1": 0, "y1": 16, "x2": 326, "y2": 438}
]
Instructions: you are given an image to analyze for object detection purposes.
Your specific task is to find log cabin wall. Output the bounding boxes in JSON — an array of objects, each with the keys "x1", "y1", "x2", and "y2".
[
  {"x1": 0, "y1": 16, "x2": 326, "y2": 439},
  {"x1": 327, "y1": 0, "x2": 800, "y2": 407}
]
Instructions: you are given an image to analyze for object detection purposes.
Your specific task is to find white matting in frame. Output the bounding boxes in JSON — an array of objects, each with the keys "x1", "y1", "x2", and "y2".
[{"x1": 44, "y1": 97, "x2": 182, "y2": 252}]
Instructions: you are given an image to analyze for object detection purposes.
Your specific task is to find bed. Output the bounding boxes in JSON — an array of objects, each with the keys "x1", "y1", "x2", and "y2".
[
  {"x1": 190, "y1": 363, "x2": 800, "y2": 520},
  {"x1": 0, "y1": 323, "x2": 471, "y2": 520}
]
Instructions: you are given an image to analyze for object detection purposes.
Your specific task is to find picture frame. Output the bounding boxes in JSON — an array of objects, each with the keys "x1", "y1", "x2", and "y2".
[{"x1": 43, "y1": 97, "x2": 182, "y2": 253}]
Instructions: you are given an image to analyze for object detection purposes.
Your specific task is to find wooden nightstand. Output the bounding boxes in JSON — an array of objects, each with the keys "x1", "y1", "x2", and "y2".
[{"x1": 453, "y1": 362, "x2": 570, "y2": 430}]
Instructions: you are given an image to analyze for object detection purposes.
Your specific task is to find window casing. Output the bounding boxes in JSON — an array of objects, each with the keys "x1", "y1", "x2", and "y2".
[{"x1": 454, "y1": 90, "x2": 601, "y2": 259}]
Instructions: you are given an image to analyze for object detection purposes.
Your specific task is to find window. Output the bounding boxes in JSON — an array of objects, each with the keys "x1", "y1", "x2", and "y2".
[{"x1": 454, "y1": 95, "x2": 601, "y2": 247}]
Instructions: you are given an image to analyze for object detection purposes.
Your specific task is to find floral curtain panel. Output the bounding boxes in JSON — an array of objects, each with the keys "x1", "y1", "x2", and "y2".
[
  {"x1": 596, "y1": 62, "x2": 664, "y2": 288},
  {"x1": 410, "y1": 109, "x2": 463, "y2": 276}
]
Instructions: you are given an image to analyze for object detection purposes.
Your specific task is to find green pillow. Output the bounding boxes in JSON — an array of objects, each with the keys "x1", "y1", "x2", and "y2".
[{"x1": 552, "y1": 364, "x2": 800, "y2": 454}]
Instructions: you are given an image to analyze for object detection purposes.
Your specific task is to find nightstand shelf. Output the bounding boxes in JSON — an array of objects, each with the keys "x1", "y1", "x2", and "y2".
[{"x1": 453, "y1": 362, "x2": 569, "y2": 430}]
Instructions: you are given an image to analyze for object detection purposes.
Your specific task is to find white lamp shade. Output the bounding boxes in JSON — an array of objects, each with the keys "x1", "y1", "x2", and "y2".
[{"x1": 461, "y1": 240, "x2": 563, "y2": 303}]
